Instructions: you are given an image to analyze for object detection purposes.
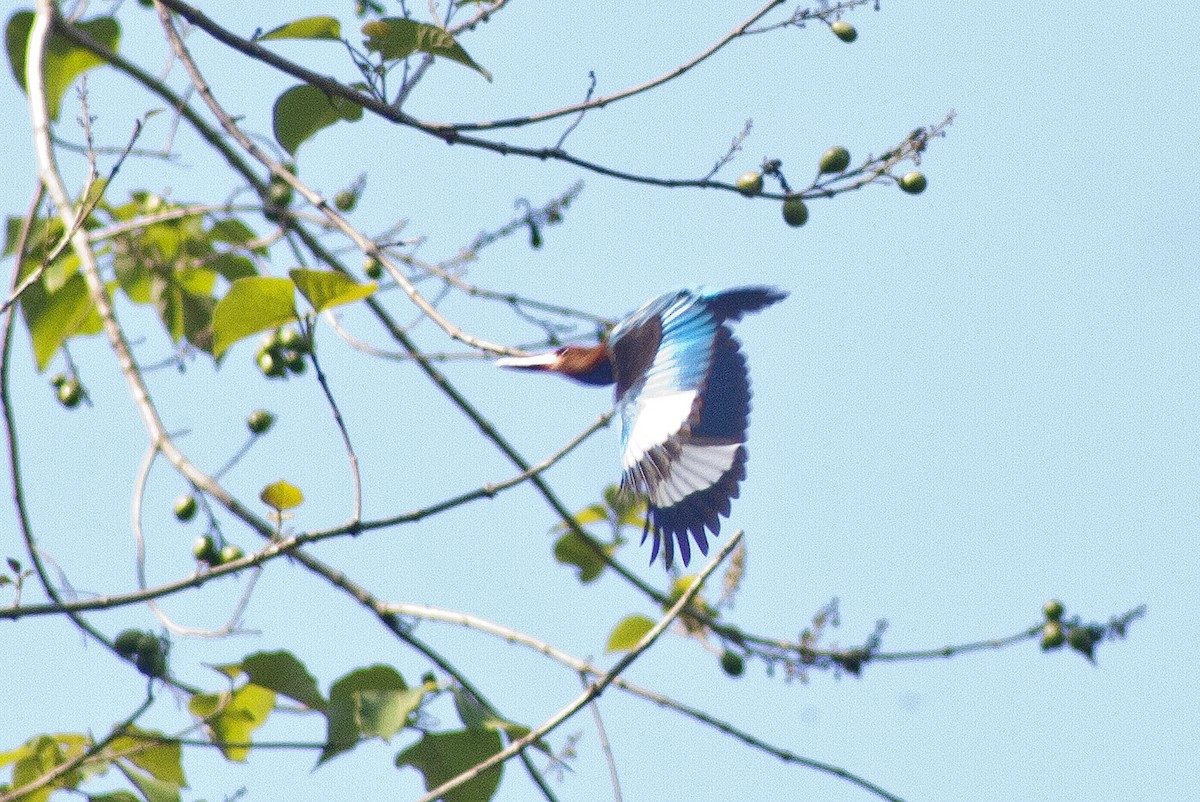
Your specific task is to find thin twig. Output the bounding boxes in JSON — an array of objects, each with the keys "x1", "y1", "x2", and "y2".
[{"x1": 416, "y1": 531, "x2": 743, "y2": 802}]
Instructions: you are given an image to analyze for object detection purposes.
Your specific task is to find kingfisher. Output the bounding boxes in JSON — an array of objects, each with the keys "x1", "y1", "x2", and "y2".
[{"x1": 497, "y1": 286, "x2": 786, "y2": 568}]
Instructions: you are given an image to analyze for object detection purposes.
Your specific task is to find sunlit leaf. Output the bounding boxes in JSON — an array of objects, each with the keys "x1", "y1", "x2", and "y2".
[
  {"x1": 289, "y1": 268, "x2": 376, "y2": 313},
  {"x1": 109, "y1": 727, "x2": 185, "y2": 787},
  {"x1": 605, "y1": 614, "x2": 655, "y2": 652},
  {"x1": 272, "y1": 84, "x2": 363, "y2": 156},
  {"x1": 188, "y1": 684, "x2": 276, "y2": 762},
  {"x1": 116, "y1": 760, "x2": 181, "y2": 802},
  {"x1": 6, "y1": 12, "x2": 121, "y2": 121},
  {"x1": 551, "y1": 503, "x2": 608, "y2": 531},
  {"x1": 211, "y1": 276, "x2": 297, "y2": 358},
  {"x1": 20, "y1": 271, "x2": 102, "y2": 371},
  {"x1": 260, "y1": 480, "x2": 303, "y2": 511},
  {"x1": 241, "y1": 650, "x2": 326, "y2": 711},
  {"x1": 395, "y1": 729, "x2": 503, "y2": 802},
  {"x1": 362, "y1": 18, "x2": 491, "y2": 81},
  {"x1": 260, "y1": 16, "x2": 342, "y2": 42}
]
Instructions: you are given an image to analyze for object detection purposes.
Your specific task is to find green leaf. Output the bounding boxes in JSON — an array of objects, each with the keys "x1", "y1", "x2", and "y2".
[
  {"x1": 115, "y1": 761, "x2": 180, "y2": 802},
  {"x1": 187, "y1": 684, "x2": 276, "y2": 762},
  {"x1": 361, "y1": 18, "x2": 491, "y2": 81},
  {"x1": 211, "y1": 276, "x2": 297, "y2": 358},
  {"x1": 108, "y1": 728, "x2": 185, "y2": 787},
  {"x1": 322, "y1": 665, "x2": 414, "y2": 765},
  {"x1": 90, "y1": 792, "x2": 142, "y2": 802},
  {"x1": 357, "y1": 686, "x2": 426, "y2": 741},
  {"x1": 483, "y1": 721, "x2": 552, "y2": 756},
  {"x1": 207, "y1": 252, "x2": 258, "y2": 282},
  {"x1": 451, "y1": 685, "x2": 491, "y2": 730},
  {"x1": 605, "y1": 614, "x2": 656, "y2": 652},
  {"x1": 260, "y1": 480, "x2": 303, "y2": 511},
  {"x1": 19, "y1": 271, "x2": 102, "y2": 371},
  {"x1": 241, "y1": 650, "x2": 326, "y2": 711},
  {"x1": 207, "y1": 218, "x2": 258, "y2": 247},
  {"x1": 6, "y1": 12, "x2": 121, "y2": 121},
  {"x1": 395, "y1": 729, "x2": 504, "y2": 802},
  {"x1": 289, "y1": 268, "x2": 376, "y2": 313},
  {"x1": 552, "y1": 530, "x2": 608, "y2": 584},
  {"x1": 272, "y1": 84, "x2": 363, "y2": 156},
  {"x1": 260, "y1": 16, "x2": 342, "y2": 41}
]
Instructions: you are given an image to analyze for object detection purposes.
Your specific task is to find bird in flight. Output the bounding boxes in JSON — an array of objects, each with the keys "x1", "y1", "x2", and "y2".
[{"x1": 497, "y1": 286, "x2": 786, "y2": 568}]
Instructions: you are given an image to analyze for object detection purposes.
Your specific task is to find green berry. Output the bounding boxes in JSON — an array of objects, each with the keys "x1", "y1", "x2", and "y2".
[
  {"x1": 218, "y1": 544, "x2": 244, "y2": 565},
  {"x1": 818, "y1": 146, "x2": 851, "y2": 175},
  {"x1": 1043, "y1": 599, "x2": 1065, "y2": 622},
  {"x1": 363, "y1": 256, "x2": 383, "y2": 281},
  {"x1": 114, "y1": 629, "x2": 143, "y2": 658},
  {"x1": 247, "y1": 409, "x2": 275, "y2": 435},
  {"x1": 257, "y1": 350, "x2": 285, "y2": 379},
  {"x1": 1040, "y1": 621, "x2": 1066, "y2": 650},
  {"x1": 56, "y1": 378, "x2": 83, "y2": 408},
  {"x1": 719, "y1": 649, "x2": 745, "y2": 677},
  {"x1": 1067, "y1": 626, "x2": 1097, "y2": 661},
  {"x1": 735, "y1": 171, "x2": 764, "y2": 196},
  {"x1": 781, "y1": 195, "x2": 809, "y2": 228},
  {"x1": 277, "y1": 327, "x2": 307, "y2": 353},
  {"x1": 899, "y1": 171, "x2": 928, "y2": 194},
  {"x1": 831, "y1": 20, "x2": 857, "y2": 43},
  {"x1": 193, "y1": 535, "x2": 218, "y2": 563},
  {"x1": 266, "y1": 177, "x2": 293, "y2": 209},
  {"x1": 334, "y1": 190, "x2": 356, "y2": 212},
  {"x1": 283, "y1": 350, "x2": 307, "y2": 374},
  {"x1": 173, "y1": 494, "x2": 198, "y2": 522}
]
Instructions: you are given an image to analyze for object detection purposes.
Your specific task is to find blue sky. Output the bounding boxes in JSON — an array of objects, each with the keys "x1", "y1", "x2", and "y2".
[{"x1": 2, "y1": 2, "x2": 1197, "y2": 801}]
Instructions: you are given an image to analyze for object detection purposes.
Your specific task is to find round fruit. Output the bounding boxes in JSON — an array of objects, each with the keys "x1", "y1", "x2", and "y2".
[
  {"x1": 781, "y1": 195, "x2": 809, "y2": 227},
  {"x1": 173, "y1": 494, "x2": 198, "y2": 522},
  {"x1": 1040, "y1": 621, "x2": 1065, "y2": 650},
  {"x1": 1067, "y1": 626, "x2": 1095, "y2": 653},
  {"x1": 193, "y1": 535, "x2": 218, "y2": 563},
  {"x1": 257, "y1": 350, "x2": 284, "y2": 378},
  {"x1": 1043, "y1": 599, "x2": 1065, "y2": 622},
  {"x1": 284, "y1": 350, "x2": 307, "y2": 374},
  {"x1": 831, "y1": 20, "x2": 857, "y2": 43},
  {"x1": 219, "y1": 544, "x2": 244, "y2": 565},
  {"x1": 363, "y1": 257, "x2": 383, "y2": 280},
  {"x1": 57, "y1": 378, "x2": 83, "y2": 408},
  {"x1": 735, "y1": 171, "x2": 764, "y2": 196},
  {"x1": 334, "y1": 190, "x2": 356, "y2": 212},
  {"x1": 719, "y1": 649, "x2": 746, "y2": 677},
  {"x1": 819, "y1": 146, "x2": 851, "y2": 175},
  {"x1": 247, "y1": 409, "x2": 275, "y2": 435},
  {"x1": 266, "y1": 177, "x2": 293, "y2": 208},
  {"x1": 277, "y1": 327, "x2": 307, "y2": 353},
  {"x1": 114, "y1": 629, "x2": 143, "y2": 658},
  {"x1": 899, "y1": 171, "x2": 928, "y2": 194}
]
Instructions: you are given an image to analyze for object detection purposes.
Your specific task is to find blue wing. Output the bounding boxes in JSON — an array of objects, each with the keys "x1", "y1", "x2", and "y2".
[{"x1": 612, "y1": 286, "x2": 786, "y2": 568}]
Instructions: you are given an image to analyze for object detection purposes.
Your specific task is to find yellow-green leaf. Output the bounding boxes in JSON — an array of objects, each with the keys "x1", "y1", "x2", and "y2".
[
  {"x1": 6, "y1": 12, "x2": 121, "y2": 121},
  {"x1": 260, "y1": 16, "x2": 342, "y2": 42},
  {"x1": 362, "y1": 18, "x2": 491, "y2": 81},
  {"x1": 605, "y1": 614, "x2": 655, "y2": 652},
  {"x1": 20, "y1": 271, "x2": 102, "y2": 371},
  {"x1": 188, "y1": 684, "x2": 276, "y2": 762},
  {"x1": 272, "y1": 84, "x2": 363, "y2": 156},
  {"x1": 211, "y1": 276, "x2": 297, "y2": 358},
  {"x1": 552, "y1": 530, "x2": 609, "y2": 585},
  {"x1": 109, "y1": 727, "x2": 185, "y2": 787},
  {"x1": 260, "y1": 480, "x2": 303, "y2": 511},
  {"x1": 115, "y1": 760, "x2": 181, "y2": 802},
  {"x1": 289, "y1": 268, "x2": 376, "y2": 313}
]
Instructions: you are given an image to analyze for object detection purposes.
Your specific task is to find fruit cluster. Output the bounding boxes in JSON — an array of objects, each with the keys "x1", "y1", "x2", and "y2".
[
  {"x1": 256, "y1": 327, "x2": 309, "y2": 379},
  {"x1": 114, "y1": 628, "x2": 168, "y2": 677}
]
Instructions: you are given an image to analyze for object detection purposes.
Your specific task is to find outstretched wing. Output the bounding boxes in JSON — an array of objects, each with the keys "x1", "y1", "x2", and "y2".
[{"x1": 614, "y1": 286, "x2": 785, "y2": 568}]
